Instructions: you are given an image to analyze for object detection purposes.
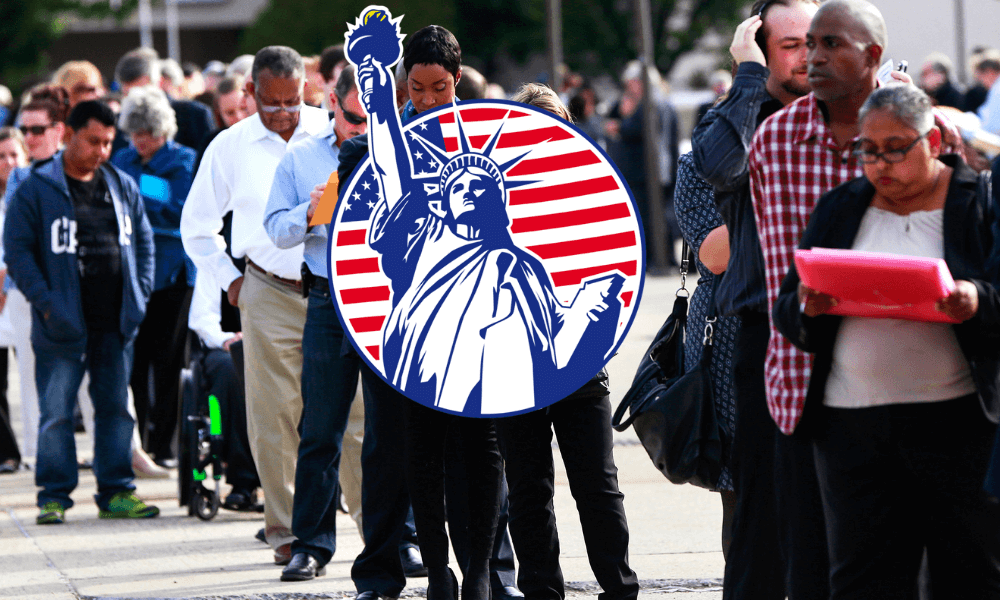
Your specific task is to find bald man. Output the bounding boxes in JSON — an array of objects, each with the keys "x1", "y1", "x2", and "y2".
[{"x1": 749, "y1": 0, "x2": 967, "y2": 596}]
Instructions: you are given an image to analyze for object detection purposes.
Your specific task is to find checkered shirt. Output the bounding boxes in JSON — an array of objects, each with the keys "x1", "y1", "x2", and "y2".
[{"x1": 748, "y1": 92, "x2": 963, "y2": 434}]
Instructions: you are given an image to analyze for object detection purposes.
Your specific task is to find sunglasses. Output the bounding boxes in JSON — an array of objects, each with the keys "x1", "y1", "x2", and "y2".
[
  {"x1": 19, "y1": 124, "x2": 54, "y2": 136},
  {"x1": 336, "y1": 96, "x2": 366, "y2": 126}
]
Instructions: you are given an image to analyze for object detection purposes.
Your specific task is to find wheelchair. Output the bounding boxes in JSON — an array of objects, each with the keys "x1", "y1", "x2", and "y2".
[{"x1": 177, "y1": 338, "x2": 259, "y2": 520}]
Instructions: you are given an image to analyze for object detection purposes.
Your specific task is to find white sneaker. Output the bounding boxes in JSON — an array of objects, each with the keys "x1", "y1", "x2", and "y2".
[{"x1": 132, "y1": 447, "x2": 170, "y2": 479}]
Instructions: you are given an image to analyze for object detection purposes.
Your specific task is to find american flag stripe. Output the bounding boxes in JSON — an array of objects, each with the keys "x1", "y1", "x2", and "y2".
[
  {"x1": 509, "y1": 176, "x2": 619, "y2": 206},
  {"x1": 331, "y1": 103, "x2": 644, "y2": 371},
  {"x1": 340, "y1": 285, "x2": 392, "y2": 304},
  {"x1": 510, "y1": 202, "x2": 632, "y2": 233},
  {"x1": 526, "y1": 231, "x2": 636, "y2": 260},
  {"x1": 506, "y1": 150, "x2": 601, "y2": 176}
]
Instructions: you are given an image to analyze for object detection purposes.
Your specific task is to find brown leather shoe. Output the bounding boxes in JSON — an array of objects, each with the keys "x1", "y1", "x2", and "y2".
[{"x1": 274, "y1": 543, "x2": 292, "y2": 565}]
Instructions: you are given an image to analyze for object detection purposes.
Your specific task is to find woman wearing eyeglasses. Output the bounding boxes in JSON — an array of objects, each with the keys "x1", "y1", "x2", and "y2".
[{"x1": 774, "y1": 84, "x2": 1000, "y2": 597}]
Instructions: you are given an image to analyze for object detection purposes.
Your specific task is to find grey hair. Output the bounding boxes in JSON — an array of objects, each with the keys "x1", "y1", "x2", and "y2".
[
  {"x1": 858, "y1": 83, "x2": 934, "y2": 134},
  {"x1": 118, "y1": 86, "x2": 178, "y2": 139},
  {"x1": 251, "y1": 46, "x2": 304, "y2": 86},
  {"x1": 334, "y1": 64, "x2": 357, "y2": 101},
  {"x1": 159, "y1": 58, "x2": 184, "y2": 87},
  {"x1": 395, "y1": 60, "x2": 407, "y2": 92},
  {"x1": 226, "y1": 55, "x2": 255, "y2": 78},
  {"x1": 116, "y1": 47, "x2": 161, "y2": 85}
]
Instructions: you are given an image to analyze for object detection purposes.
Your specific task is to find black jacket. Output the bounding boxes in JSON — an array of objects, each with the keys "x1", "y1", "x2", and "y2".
[{"x1": 773, "y1": 155, "x2": 1000, "y2": 424}]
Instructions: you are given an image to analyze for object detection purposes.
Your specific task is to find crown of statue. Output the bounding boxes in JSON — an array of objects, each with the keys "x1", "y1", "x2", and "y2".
[{"x1": 440, "y1": 153, "x2": 504, "y2": 194}]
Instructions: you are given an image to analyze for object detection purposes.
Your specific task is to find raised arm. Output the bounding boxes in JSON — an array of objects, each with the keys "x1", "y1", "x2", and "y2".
[{"x1": 358, "y1": 58, "x2": 412, "y2": 212}]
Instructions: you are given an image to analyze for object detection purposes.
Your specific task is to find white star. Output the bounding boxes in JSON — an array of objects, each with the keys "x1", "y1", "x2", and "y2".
[
  {"x1": 353, "y1": 192, "x2": 361, "y2": 201},
  {"x1": 372, "y1": 172, "x2": 378, "y2": 179},
  {"x1": 414, "y1": 150, "x2": 424, "y2": 160},
  {"x1": 419, "y1": 122, "x2": 428, "y2": 130},
  {"x1": 409, "y1": 131, "x2": 418, "y2": 140},
  {"x1": 343, "y1": 201, "x2": 352, "y2": 211},
  {"x1": 376, "y1": 191, "x2": 383, "y2": 199},
  {"x1": 362, "y1": 181, "x2": 371, "y2": 190},
  {"x1": 367, "y1": 200, "x2": 375, "y2": 209},
  {"x1": 428, "y1": 160, "x2": 438, "y2": 169}
]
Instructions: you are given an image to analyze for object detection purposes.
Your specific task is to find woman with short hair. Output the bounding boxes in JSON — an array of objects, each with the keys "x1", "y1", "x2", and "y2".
[
  {"x1": 112, "y1": 86, "x2": 197, "y2": 469},
  {"x1": 774, "y1": 84, "x2": 1000, "y2": 597}
]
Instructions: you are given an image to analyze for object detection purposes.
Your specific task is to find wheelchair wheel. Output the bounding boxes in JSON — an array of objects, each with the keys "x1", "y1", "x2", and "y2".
[
  {"x1": 178, "y1": 367, "x2": 199, "y2": 511},
  {"x1": 193, "y1": 486, "x2": 219, "y2": 521}
]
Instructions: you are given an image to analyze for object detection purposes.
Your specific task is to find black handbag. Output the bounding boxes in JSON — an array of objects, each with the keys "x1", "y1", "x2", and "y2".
[{"x1": 612, "y1": 245, "x2": 725, "y2": 490}]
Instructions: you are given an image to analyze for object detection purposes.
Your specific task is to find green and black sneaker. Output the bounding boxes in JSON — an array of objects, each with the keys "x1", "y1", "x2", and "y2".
[
  {"x1": 37, "y1": 502, "x2": 66, "y2": 525},
  {"x1": 98, "y1": 491, "x2": 160, "y2": 519}
]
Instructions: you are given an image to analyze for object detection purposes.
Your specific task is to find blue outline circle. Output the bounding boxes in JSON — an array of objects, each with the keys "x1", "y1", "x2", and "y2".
[{"x1": 327, "y1": 98, "x2": 647, "y2": 417}]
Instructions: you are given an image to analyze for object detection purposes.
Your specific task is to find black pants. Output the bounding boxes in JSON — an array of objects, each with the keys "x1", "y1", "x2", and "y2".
[
  {"x1": 723, "y1": 314, "x2": 784, "y2": 600},
  {"x1": 814, "y1": 396, "x2": 1000, "y2": 600},
  {"x1": 201, "y1": 348, "x2": 258, "y2": 490},
  {"x1": 0, "y1": 348, "x2": 18, "y2": 464},
  {"x1": 351, "y1": 365, "x2": 419, "y2": 597},
  {"x1": 404, "y1": 401, "x2": 502, "y2": 569},
  {"x1": 132, "y1": 280, "x2": 192, "y2": 459},
  {"x1": 497, "y1": 392, "x2": 639, "y2": 600}
]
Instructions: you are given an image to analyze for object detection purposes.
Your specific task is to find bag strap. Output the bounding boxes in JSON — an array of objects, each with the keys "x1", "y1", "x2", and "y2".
[
  {"x1": 676, "y1": 239, "x2": 691, "y2": 299},
  {"x1": 700, "y1": 277, "x2": 719, "y2": 366}
]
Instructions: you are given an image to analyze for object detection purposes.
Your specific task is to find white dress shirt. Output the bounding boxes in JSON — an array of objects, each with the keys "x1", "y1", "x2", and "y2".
[
  {"x1": 188, "y1": 266, "x2": 231, "y2": 350},
  {"x1": 181, "y1": 105, "x2": 328, "y2": 290}
]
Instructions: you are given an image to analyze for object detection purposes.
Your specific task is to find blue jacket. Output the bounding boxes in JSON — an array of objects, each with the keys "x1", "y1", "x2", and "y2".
[
  {"x1": 112, "y1": 140, "x2": 197, "y2": 290},
  {"x1": 3, "y1": 152, "x2": 155, "y2": 354}
]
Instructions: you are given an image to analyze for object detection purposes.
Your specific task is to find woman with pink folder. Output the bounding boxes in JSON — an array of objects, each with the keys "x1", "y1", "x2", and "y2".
[{"x1": 773, "y1": 84, "x2": 1000, "y2": 597}]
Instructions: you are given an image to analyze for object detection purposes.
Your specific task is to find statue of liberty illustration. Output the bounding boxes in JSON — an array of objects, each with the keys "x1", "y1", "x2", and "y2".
[{"x1": 345, "y1": 7, "x2": 625, "y2": 415}]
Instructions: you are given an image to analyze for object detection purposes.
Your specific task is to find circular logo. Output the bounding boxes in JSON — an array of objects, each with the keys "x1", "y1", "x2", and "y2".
[{"x1": 328, "y1": 99, "x2": 645, "y2": 416}]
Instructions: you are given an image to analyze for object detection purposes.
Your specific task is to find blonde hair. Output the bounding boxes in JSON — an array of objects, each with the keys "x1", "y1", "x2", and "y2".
[
  {"x1": 511, "y1": 83, "x2": 572, "y2": 123},
  {"x1": 52, "y1": 61, "x2": 104, "y2": 91}
]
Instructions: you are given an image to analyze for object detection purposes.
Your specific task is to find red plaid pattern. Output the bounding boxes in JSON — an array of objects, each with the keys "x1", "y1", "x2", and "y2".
[{"x1": 749, "y1": 92, "x2": 962, "y2": 434}]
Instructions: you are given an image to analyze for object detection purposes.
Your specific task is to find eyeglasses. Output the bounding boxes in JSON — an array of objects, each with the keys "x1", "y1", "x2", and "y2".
[
  {"x1": 19, "y1": 124, "x2": 54, "y2": 136},
  {"x1": 257, "y1": 102, "x2": 303, "y2": 114},
  {"x1": 853, "y1": 130, "x2": 931, "y2": 164},
  {"x1": 336, "y1": 96, "x2": 366, "y2": 126}
]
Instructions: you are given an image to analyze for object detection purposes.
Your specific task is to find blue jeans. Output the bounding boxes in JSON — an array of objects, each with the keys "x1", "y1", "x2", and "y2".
[
  {"x1": 292, "y1": 282, "x2": 360, "y2": 565},
  {"x1": 35, "y1": 330, "x2": 135, "y2": 510}
]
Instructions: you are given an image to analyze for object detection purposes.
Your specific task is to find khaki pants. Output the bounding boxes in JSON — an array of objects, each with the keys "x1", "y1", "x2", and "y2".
[{"x1": 238, "y1": 266, "x2": 306, "y2": 549}]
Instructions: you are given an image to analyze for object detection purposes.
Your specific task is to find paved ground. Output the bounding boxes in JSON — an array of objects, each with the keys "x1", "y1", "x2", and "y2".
[{"x1": 0, "y1": 273, "x2": 726, "y2": 600}]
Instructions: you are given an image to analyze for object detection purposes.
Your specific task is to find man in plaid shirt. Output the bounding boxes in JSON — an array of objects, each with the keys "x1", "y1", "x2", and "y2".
[{"x1": 750, "y1": 0, "x2": 963, "y2": 435}]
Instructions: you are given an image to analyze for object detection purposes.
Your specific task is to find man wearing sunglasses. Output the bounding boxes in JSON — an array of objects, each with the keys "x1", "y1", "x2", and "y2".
[
  {"x1": 262, "y1": 64, "x2": 367, "y2": 582},
  {"x1": 181, "y1": 45, "x2": 329, "y2": 568}
]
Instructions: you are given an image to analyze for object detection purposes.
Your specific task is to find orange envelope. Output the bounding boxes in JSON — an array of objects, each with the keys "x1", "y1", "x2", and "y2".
[{"x1": 309, "y1": 171, "x2": 340, "y2": 227}]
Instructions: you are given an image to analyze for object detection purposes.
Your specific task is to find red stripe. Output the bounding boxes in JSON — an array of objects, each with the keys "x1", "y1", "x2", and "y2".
[
  {"x1": 350, "y1": 315, "x2": 386, "y2": 333},
  {"x1": 506, "y1": 150, "x2": 600, "y2": 176},
  {"x1": 497, "y1": 126, "x2": 573, "y2": 148},
  {"x1": 340, "y1": 286, "x2": 391, "y2": 305},
  {"x1": 337, "y1": 229, "x2": 367, "y2": 246},
  {"x1": 443, "y1": 125, "x2": 574, "y2": 153},
  {"x1": 336, "y1": 257, "x2": 380, "y2": 276},
  {"x1": 437, "y1": 108, "x2": 528, "y2": 123},
  {"x1": 550, "y1": 261, "x2": 637, "y2": 287},
  {"x1": 511, "y1": 203, "x2": 632, "y2": 233},
  {"x1": 509, "y1": 176, "x2": 619, "y2": 206},
  {"x1": 526, "y1": 231, "x2": 636, "y2": 260},
  {"x1": 621, "y1": 291, "x2": 633, "y2": 308},
  {"x1": 366, "y1": 345, "x2": 381, "y2": 360}
]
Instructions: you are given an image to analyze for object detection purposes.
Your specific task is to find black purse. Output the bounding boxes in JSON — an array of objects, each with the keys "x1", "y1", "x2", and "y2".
[{"x1": 612, "y1": 245, "x2": 725, "y2": 490}]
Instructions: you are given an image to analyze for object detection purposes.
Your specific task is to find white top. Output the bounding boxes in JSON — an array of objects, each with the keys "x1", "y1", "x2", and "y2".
[
  {"x1": 824, "y1": 206, "x2": 977, "y2": 408},
  {"x1": 188, "y1": 267, "x2": 231, "y2": 350},
  {"x1": 180, "y1": 105, "x2": 328, "y2": 289}
]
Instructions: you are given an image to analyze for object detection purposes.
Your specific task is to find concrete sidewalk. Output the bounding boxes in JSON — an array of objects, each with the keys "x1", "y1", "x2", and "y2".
[{"x1": 0, "y1": 274, "x2": 726, "y2": 600}]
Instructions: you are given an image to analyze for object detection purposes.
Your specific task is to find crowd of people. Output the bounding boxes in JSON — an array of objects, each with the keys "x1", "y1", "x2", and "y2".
[{"x1": 0, "y1": 0, "x2": 998, "y2": 598}]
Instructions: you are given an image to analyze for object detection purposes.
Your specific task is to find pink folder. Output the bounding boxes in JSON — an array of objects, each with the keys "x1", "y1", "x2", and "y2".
[{"x1": 793, "y1": 248, "x2": 959, "y2": 323}]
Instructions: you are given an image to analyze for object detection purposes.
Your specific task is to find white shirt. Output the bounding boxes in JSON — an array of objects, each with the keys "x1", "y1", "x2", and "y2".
[
  {"x1": 188, "y1": 266, "x2": 231, "y2": 350},
  {"x1": 824, "y1": 206, "x2": 976, "y2": 408},
  {"x1": 180, "y1": 105, "x2": 328, "y2": 289}
]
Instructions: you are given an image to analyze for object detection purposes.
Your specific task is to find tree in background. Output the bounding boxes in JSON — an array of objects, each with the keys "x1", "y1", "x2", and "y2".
[
  {"x1": 241, "y1": 0, "x2": 748, "y2": 81},
  {"x1": 0, "y1": 0, "x2": 136, "y2": 94}
]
